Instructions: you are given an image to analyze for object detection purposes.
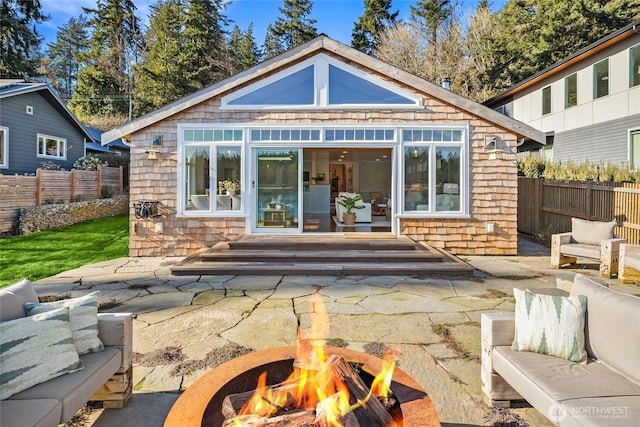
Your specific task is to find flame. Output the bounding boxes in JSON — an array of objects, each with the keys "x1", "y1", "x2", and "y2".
[{"x1": 233, "y1": 291, "x2": 400, "y2": 426}]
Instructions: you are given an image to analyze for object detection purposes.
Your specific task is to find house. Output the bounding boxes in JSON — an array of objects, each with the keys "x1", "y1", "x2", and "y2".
[
  {"x1": 0, "y1": 80, "x2": 92, "y2": 174},
  {"x1": 484, "y1": 20, "x2": 640, "y2": 165},
  {"x1": 103, "y1": 36, "x2": 544, "y2": 257},
  {"x1": 85, "y1": 126, "x2": 130, "y2": 158}
]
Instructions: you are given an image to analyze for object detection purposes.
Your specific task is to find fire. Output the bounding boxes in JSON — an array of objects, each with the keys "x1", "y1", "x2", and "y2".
[{"x1": 232, "y1": 292, "x2": 400, "y2": 427}]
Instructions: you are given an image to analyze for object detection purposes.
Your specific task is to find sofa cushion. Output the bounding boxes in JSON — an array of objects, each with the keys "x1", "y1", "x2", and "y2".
[
  {"x1": 0, "y1": 307, "x2": 84, "y2": 400},
  {"x1": 512, "y1": 288, "x2": 587, "y2": 363},
  {"x1": 493, "y1": 346, "x2": 640, "y2": 424},
  {"x1": 625, "y1": 253, "x2": 640, "y2": 271},
  {"x1": 571, "y1": 218, "x2": 616, "y2": 245},
  {"x1": 0, "y1": 399, "x2": 62, "y2": 427},
  {"x1": 25, "y1": 292, "x2": 104, "y2": 355},
  {"x1": 570, "y1": 274, "x2": 640, "y2": 383},
  {"x1": 9, "y1": 347, "x2": 121, "y2": 422},
  {"x1": 560, "y1": 243, "x2": 601, "y2": 260},
  {"x1": 0, "y1": 278, "x2": 39, "y2": 321}
]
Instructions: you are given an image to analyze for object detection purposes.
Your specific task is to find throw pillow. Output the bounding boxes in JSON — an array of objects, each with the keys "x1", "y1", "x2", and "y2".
[
  {"x1": 25, "y1": 291, "x2": 104, "y2": 355},
  {"x1": 0, "y1": 307, "x2": 84, "y2": 399},
  {"x1": 511, "y1": 288, "x2": 587, "y2": 363},
  {"x1": 571, "y1": 217, "x2": 616, "y2": 245}
]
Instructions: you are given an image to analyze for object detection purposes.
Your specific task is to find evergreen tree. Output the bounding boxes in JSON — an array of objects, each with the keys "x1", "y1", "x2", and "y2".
[
  {"x1": 237, "y1": 24, "x2": 261, "y2": 70},
  {"x1": 0, "y1": 0, "x2": 48, "y2": 78},
  {"x1": 228, "y1": 25, "x2": 243, "y2": 73},
  {"x1": 70, "y1": 0, "x2": 143, "y2": 121},
  {"x1": 182, "y1": 0, "x2": 229, "y2": 89},
  {"x1": 352, "y1": 0, "x2": 398, "y2": 55},
  {"x1": 263, "y1": 23, "x2": 283, "y2": 59},
  {"x1": 410, "y1": 0, "x2": 454, "y2": 47},
  {"x1": 134, "y1": 0, "x2": 188, "y2": 115},
  {"x1": 43, "y1": 15, "x2": 90, "y2": 100},
  {"x1": 265, "y1": 0, "x2": 317, "y2": 58}
]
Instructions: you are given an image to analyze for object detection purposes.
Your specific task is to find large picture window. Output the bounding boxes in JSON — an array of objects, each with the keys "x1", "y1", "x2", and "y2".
[
  {"x1": 37, "y1": 133, "x2": 66, "y2": 159},
  {"x1": 402, "y1": 128, "x2": 465, "y2": 215},
  {"x1": 0, "y1": 126, "x2": 7, "y2": 168},
  {"x1": 182, "y1": 128, "x2": 243, "y2": 214}
]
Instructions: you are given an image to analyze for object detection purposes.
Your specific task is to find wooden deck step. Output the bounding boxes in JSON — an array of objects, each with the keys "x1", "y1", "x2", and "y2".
[
  {"x1": 171, "y1": 261, "x2": 474, "y2": 276},
  {"x1": 227, "y1": 240, "x2": 417, "y2": 251},
  {"x1": 200, "y1": 249, "x2": 444, "y2": 263}
]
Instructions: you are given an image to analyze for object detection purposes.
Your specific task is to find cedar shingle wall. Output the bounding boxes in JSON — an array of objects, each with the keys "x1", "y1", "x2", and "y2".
[{"x1": 128, "y1": 95, "x2": 518, "y2": 256}]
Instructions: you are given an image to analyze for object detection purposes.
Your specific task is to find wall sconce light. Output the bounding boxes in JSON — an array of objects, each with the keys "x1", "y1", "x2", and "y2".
[{"x1": 145, "y1": 149, "x2": 158, "y2": 160}]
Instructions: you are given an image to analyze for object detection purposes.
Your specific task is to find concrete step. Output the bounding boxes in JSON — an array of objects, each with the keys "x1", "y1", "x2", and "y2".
[{"x1": 200, "y1": 249, "x2": 444, "y2": 263}]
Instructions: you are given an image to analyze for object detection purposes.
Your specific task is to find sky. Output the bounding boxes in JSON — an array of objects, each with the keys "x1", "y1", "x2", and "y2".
[{"x1": 39, "y1": 0, "x2": 508, "y2": 48}]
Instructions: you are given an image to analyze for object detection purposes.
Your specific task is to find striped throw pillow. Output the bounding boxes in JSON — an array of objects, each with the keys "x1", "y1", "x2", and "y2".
[
  {"x1": 512, "y1": 288, "x2": 587, "y2": 363},
  {"x1": 0, "y1": 307, "x2": 84, "y2": 399},
  {"x1": 25, "y1": 292, "x2": 104, "y2": 355}
]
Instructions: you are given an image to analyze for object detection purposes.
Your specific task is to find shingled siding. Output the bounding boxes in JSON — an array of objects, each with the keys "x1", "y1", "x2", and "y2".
[{"x1": 127, "y1": 96, "x2": 518, "y2": 257}]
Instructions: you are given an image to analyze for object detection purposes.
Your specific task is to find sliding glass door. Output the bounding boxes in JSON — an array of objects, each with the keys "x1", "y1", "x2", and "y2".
[{"x1": 255, "y1": 149, "x2": 300, "y2": 230}]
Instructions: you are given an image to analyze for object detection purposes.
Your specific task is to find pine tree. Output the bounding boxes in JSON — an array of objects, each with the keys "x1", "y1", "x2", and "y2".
[
  {"x1": 265, "y1": 0, "x2": 317, "y2": 58},
  {"x1": 237, "y1": 24, "x2": 261, "y2": 70},
  {"x1": 134, "y1": 0, "x2": 188, "y2": 115},
  {"x1": 43, "y1": 15, "x2": 90, "y2": 100},
  {"x1": 70, "y1": 0, "x2": 143, "y2": 122},
  {"x1": 410, "y1": 0, "x2": 454, "y2": 47},
  {"x1": 0, "y1": 0, "x2": 48, "y2": 78},
  {"x1": 351, "y1": 0, "x2": 398, "y2": 55},
  {"x1": 182, "y1": 0, "x2": 229, "y2": 89}
]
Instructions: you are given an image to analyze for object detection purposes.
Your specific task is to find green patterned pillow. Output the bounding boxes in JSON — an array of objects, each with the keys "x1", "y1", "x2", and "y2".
[
  {"x1": 25, "y1": 292, "x2": 104, "y2": 355},
  {"x1": 512, "y1": 288, "x2": 587, "y2": 363},
  {"x1": 0, "y1": 307, "x2": 84, "y2": 399}
]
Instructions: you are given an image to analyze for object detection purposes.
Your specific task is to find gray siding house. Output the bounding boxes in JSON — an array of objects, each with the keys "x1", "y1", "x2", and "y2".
[
  {"x1": 484, "y1": 20, "x2": 640, "y2": 166},
  {"x1": 0, "y1": 80, "x2": 91, "y2": 175}
]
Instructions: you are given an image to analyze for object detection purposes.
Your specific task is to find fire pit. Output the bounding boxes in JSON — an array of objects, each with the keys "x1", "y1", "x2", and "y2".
[{"x1": 164, "y1": 345, "x2": 440, "y2": 427}]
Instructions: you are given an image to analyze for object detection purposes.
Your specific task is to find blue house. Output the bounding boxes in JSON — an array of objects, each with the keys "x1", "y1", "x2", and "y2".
[{"x1": 0, "y1": 80, "x2": 92, "y2": 175}]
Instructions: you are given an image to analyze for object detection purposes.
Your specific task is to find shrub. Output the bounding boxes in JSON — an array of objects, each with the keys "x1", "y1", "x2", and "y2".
[
  {"x1": 40, "y1": 161, "x2": 63, "y2": 171},
  {"x1": 73, "y1": 156, "x2": 108, "y2": 171},
  {"x1": 71, "y1": 194, "x2": 85, "y2": 202},
  {"x1": 101, "y1": 185, "x2": 114, "y2": 199},
  {"x1": 518, "y1": 155, "x2": 640, "y2": 183}
]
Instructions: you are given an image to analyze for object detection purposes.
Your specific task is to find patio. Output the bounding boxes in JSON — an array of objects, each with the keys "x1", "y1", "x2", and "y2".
[{"x1": 30, "y1": 236, "x2": 636, "y2": 427}]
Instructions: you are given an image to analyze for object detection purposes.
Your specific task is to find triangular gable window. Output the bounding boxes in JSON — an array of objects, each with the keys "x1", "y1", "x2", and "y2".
[
  {"x1": 228, "y1": 65, "x2": 314, "y2": 106},
  {"x1": 328, "y1": 65, "x2": 415, "y2": 105},
  {"x1": 221, "y1": 54, "x2": 422, "y2": 109}
]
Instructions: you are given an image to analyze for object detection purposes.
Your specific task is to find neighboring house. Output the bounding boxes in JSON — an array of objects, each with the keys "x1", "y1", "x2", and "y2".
[
  {"x1": 104, "y1": 35, "x2": 544, "y2": 257},
  {"x1": 0, "y1": 80, "x2": 92, "y2": 174},
  {"x1": 484, "y1": 20, "x2": 640, "y2": 165},
  {"x1": 85, "y1": 126, "x2": 130, "y2": 158}
]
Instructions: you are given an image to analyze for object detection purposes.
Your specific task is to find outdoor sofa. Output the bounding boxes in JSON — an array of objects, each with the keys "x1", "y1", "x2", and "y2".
[
  {"x1": 551, "y1": 217, "x2": 626, "y2": 278},
  {"x1": 0, "y1": 279, "x2": 132, "y2": 427},
  {"x1": 481, "y1": 273, "x2": 640, "y2": 426}
]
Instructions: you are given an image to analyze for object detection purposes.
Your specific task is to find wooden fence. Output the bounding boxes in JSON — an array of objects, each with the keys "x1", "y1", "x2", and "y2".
[
  {"x1": 0, "y1": 166, "x2": 124, "y2": 235},
  {"x1": 518, "y1": 177, "x2": 640, "y2": 244}
]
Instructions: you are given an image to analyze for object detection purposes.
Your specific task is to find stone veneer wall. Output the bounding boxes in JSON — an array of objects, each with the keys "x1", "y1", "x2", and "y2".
[
  {"x1": 18, "y1": 195, "x2": 129, "y2": 235},
  {"x1": 127, "y1": 88, "x2": 518, "y2": 256}
]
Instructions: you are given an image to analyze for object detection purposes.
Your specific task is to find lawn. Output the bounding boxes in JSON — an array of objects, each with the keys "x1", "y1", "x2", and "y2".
[{"x1": 0, "y1": 215, "x2": 129, "y2": 287}]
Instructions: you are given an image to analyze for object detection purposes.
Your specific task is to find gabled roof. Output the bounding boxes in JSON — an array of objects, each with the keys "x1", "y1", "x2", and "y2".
[
  {"x1": 85, "y1": 126, "x2": 129, "y2": 150},
  {"x1": 103, "y1": 35, "x2": 545, "y2": 144},
  {"x1": 0, "y1": 80, "x2": 93, "y2": 141},
  {"x1": 485, "y1": 20, "x2": 640, "y2": 106}
]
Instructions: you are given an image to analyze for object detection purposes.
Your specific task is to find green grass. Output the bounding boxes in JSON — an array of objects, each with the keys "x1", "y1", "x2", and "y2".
[{"x1": 0, "y1": 215, "x2": 129, "y2": 287}]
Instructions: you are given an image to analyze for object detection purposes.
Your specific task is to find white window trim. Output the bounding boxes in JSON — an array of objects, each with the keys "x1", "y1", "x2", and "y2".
[
  {"x1": 628, "y1": 127, "x2": 640, "y2": 170},
  {"x1": 0, "y1": 126, "x2": 8, "y2": 168},
  {"x1": 177, "y1": 124, "x2": 247, "y2": 218},
  {"x1": 36, "y1": 133, "x2": 67, "y2": 160},
  {"x1": 398, "y1": 125, "x2": 469, "y2": 218},
  {"x1": 221, "y1": 54, "x2": 423, "y2": 110},
  {"x1": 176, "y1": 123, "x2": 470, "y2": 221}
]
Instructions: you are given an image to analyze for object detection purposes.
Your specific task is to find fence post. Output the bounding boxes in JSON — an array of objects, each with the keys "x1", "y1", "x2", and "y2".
[
  {"x1": 36, "y1": 168, "x2": 43, "y2": 205},
  {"x1": 538, "y1": 177, "x2": 544, "y2": 233},
  {"x1": 97, "y1": 165, "x2": 103, "y2": 199},
  {"x1": 119, "y1": 166, "x2": 124, "y2": 195},
  {"x1": 586, "y1": 178, "x2": 593, "y2": 220},
  {"x1": 71, "y1": 169, "x2": 77, "y2": 200}
]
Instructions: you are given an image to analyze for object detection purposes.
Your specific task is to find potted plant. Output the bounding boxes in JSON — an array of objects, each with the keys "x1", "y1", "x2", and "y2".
[{"x1": 338, "y1": 193, "x2": 365, "y2": 225}]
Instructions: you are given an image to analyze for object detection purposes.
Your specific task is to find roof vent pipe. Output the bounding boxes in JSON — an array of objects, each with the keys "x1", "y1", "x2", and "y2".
[{"x1": 441, "y1": 77, "x2": 451, "y2": 90}]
